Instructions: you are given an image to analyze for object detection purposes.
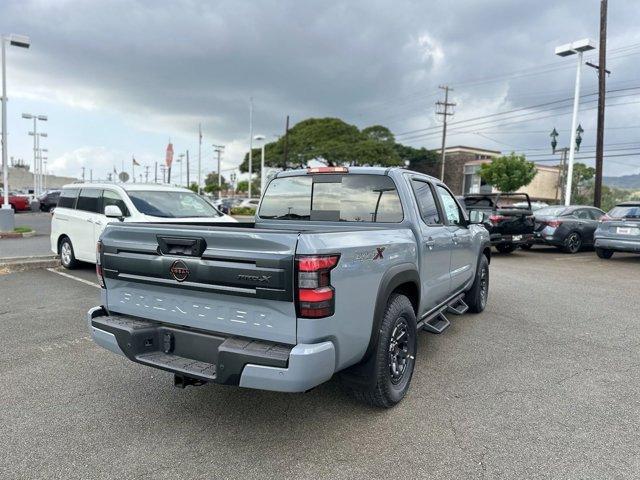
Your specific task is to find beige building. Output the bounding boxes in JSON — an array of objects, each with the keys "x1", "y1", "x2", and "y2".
[
  {"x1": 416, "y1": 146, "x2": 562, "y2": 203},
  {"x1": 3, "y1": 165, "x2": 78, "y2": 193}
]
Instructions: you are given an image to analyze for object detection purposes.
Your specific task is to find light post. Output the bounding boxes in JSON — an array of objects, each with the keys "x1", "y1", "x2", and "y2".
[
  {"x1": 1, "y1": 33, "x2": 30, "y2": 232},
  {"x1": 550, "y1": 127, "x2": 583, "y2": 204},
  {"x1": 254, "y1": 135, "x2": 266, "y2": 195},
  {"x1": 43, "y1": 159, "x2": 48, "y2": 191},
  {"x1": 29, "y1": 131, "x2": 47, "y2": 195},
  {"x1": 212, "y1": 144, "x2": 224, "y2": 198},
  {"x1": 22, "y1": 113, "x2": 47, "y2": 199},
  {"x1": 555, "y1": 39, "x2": 595, "y2": 206},
  {"x1": 39, "y1": 147, "x2": 48, "y2": 193}
]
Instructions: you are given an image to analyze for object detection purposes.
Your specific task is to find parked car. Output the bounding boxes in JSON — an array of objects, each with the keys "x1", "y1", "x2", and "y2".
[
  {"x1": 239, "y1": 197, "x2": 260, "y2": 210},
  {"x1": 594, "y1": 201, "x2": 640, "y2": 259},
  {"x1": 51, "y1": 183, "x2": 236, "y2": 269},
  {"x1": 530, "y1": 205, "x2": 605, "y2": 253},
  {"x1": 88, "y1": 166, "x2": 491, "y2": 408},
  {"x1": 0, "y1": 189, "x2": 30, "y2": 211},
  {"x1": 213, "y1": 197, "x2": 242, "y2": 214},
  {"x1": 463, "y1": 193, "x2": 534, "y2": 253},
  {"x1": 38, "y1": 190, "x2": 61, "y2": 212}
]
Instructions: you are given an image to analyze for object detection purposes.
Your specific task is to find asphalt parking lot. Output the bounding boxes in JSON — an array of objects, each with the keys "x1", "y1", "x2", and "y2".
[{"x1": 1, "y1": 248, "x2": 639, "y2": 479}]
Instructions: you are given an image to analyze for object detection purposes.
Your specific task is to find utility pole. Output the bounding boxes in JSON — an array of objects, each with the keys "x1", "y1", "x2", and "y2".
[
  {"x1": 213, "y1": 144, "x2": 225, "y2": 199},
  {"x1": 591, "y1": 0, "x2": 608, "y2": 208},
  {"x1": 283, "y1": 115, "x2": 289, "y2": 170},
  {"x1": 248, "y1": 97, "x2": 254, "y2": 198},
  {"x1": 89, "y1": 169, "x2": 93, "y2": 183},
  {"x1": 81, "y1": 166, "x2": 85, "y2": 182},
  {"x1": 186, "y1": 149, "x2": 190, "y2": 187},
  {"x1": 154, "y1": 162, "x2": 158, "y2": 183},
  {"x1": 144, "y1": 165, "x2": 150, "y2": 183},
  {"x1": 198, "y1": 124, "x2": 202, "y2": 194},
  {"x1": 436, "y1": 86, "x2": 455, "y2": 181}
]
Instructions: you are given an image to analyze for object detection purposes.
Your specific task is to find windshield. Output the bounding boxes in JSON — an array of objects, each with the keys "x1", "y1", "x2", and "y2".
[
  {"x1": 128, "y1": 190, "x2": 222, "y2": 218},
  {"x1": 536, "y1": 206, "x2": 567, "y2": 216},
  {"x1": 608, "y1": 205, "x2": 640, "y2": 220},
  {"x1": 259, "y1": 174, "x2": 403, "y2": 222}
]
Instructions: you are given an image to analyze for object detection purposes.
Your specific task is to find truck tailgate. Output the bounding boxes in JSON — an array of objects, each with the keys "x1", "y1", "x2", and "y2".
[{"x1": 100, "y1": 223, "x2": 298, "y2": 344}]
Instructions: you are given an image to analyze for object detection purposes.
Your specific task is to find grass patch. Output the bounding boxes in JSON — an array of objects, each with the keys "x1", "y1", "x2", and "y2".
[
  {"x1": 13, "y1": 226, "x2": 33, "y2": 233},
  {"x1": 230, "y1": 207, "x2": 256, "y2": 216}
]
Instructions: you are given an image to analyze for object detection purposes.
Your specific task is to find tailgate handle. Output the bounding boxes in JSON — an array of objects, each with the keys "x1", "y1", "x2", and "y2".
[{"x1": 157, "y1": 236, "x2": 207, "y2": 257}]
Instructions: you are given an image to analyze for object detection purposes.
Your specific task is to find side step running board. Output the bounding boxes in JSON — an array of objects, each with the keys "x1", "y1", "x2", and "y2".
[
  {"x1": 447, "y1": 298, "x2": 469, "y2": 315},
  {"x1": 417, "y1": 293, "x2": 467, "y2": 335},
  {"x1": 421, "y1": 312, "x2": 450, "y2": 334}
]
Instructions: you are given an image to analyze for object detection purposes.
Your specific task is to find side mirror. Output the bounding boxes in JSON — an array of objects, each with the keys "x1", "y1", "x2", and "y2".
[
  {"x1": 468, "y1": 210, "x2": 487, "y2": 224},
  {"x1": 104, "y1": 204, "x2": 124, "y2": 220}
]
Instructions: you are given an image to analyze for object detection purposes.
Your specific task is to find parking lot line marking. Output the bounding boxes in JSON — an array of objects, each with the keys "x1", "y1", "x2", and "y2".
[{"x1": 46, "y1": 268, "x2": 100, "y2": 289}]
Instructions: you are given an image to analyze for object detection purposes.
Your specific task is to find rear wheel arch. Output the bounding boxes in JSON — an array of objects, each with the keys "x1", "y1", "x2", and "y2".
[{"x1": 342, "y1": 265, "x2": 419, "y2": 378}]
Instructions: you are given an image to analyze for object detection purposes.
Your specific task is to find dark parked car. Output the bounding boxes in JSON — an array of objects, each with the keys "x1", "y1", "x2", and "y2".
[
  {"x1": 38, "y1": 190, "x2": 61, "y2": 212},
  {"x1": 594, "y1": 201, "x2": 640, "y2": 259},
  {"x1": 531, "y1": 205, "x2": 605, "y2": 253},
  {"x1": 463, "y1": 193, "x2": 534, "y2": 253}
]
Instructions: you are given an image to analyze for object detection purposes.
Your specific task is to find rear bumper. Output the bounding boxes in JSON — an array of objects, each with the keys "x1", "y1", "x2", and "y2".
[
  {"x1": 87, "y1": 306, "x2": 335, "y2": 393},
  {"x1": 594, "y1": 237, "x2": 640, "y2": 253},
  {"x1": 490, "y1": 233, "x2": 533, "y2": 245}
]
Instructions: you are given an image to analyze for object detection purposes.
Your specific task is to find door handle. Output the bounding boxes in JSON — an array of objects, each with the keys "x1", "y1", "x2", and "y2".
[
  {"x1": 452, "y1": 234, "x2": 459, "y2": 245},
  {"x1": 86, "y1": 218, "x2": 94, "y2": 223},
  {"x1": 425, "y1": 238, "x2": 435, "y2": 249}
]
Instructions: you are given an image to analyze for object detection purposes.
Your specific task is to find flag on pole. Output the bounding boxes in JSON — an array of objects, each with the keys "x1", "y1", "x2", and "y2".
[
  {"x1": 132, "y1": 156, "x2": 141, "y2": 166},
  {"x1": 113, "y1": 166, "x2": 117, "y2": 174}
]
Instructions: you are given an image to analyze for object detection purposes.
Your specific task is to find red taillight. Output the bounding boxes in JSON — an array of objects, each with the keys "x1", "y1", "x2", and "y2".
[
  {"x1": 488, "y1": 214, "x2": 506, "y2": 224},
  {"x1": 547, "y1": 219, "x2": 562, "y2": 228},
  {"x1": 306, "y1": 166, "x2": 348, "y2": 174},
  {"x1": 96, "y1": 241, "x2": 105, "y2": 288},
  {"x1": 296, "y1": 254, "x2": 340, "y2": 318},
  {"x1": 599, "y1": 214, "x2": 612, "y2": 223}
]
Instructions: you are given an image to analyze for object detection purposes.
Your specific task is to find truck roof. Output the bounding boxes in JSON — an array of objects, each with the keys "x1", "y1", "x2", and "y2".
[{"x1": 275, "y1": 166, "x2": 441, "y2": 183}]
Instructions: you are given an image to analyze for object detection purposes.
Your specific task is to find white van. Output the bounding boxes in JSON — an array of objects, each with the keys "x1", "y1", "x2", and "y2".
[{"x1": 51, "y1": 183, "x2": 237, "y2": 268}]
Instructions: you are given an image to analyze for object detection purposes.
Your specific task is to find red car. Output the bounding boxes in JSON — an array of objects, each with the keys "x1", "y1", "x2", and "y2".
[{"x1": 3, "y1": 193, "x2": 31, "y2": 211}]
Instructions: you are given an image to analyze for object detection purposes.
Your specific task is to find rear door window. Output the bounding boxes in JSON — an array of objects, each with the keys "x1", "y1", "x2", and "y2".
[
  {"x1": 76, "y1": 189, "x2": 103, "y2": 213},
  {"x1": 411, "y1": 179, "x2": 441, "y2": 225},
  {"x1": 259, "y1": 174, "x2": 403, "y2": 222},
  {"x1": 57, "y1": 189, "x2": 79, "y2": 209}
]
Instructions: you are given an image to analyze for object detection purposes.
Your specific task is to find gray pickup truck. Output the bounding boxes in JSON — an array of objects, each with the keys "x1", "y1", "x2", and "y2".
[{"x1": 88, "y1": 166, "x2": 491, "y2": 407}]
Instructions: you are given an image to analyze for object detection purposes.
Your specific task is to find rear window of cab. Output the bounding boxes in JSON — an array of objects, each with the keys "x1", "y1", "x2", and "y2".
[{"x1": 259, "y1": 174, "x2": 403, "y2": 222}]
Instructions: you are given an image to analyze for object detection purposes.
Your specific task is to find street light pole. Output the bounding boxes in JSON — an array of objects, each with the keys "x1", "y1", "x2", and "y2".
[
  {"x1": 248, "y1": 97, "x2": 253, "y2": 199},
  {"x1": 253, "y1": 135, "x2": 266, "y2": 195},
  {"x1": 555, "y1": 39, "x2": 595, "y2": 206},
  {"x1": 0, "y1": 33, "x2": 30, "y2": 232}
]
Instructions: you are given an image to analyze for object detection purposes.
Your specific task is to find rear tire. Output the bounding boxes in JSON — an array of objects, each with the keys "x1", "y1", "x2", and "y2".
[
  {"x1": 562, "y1": 232, "x2": 582, "y2": 254},
  {"x1": 466, "y1": 255, "x2": 489, "y2": 313},
  {"x1": 596, "y1": 247, "x2": 614, "y2": 259},
  {"x1": 520, "y1": 243, "x2": 533, "y2": 250},
  {"x1": 59, "y1": 237, "x2": 79, "y2": 269},
  {"x1": 342, "y1": 294, "x2": 417, "y2": 408},
  {"x1": 496, "y1": 243, "x2": 516, "y2": 254}
]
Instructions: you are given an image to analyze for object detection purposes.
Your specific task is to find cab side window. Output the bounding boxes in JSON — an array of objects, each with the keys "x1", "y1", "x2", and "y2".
[
  {"x1": 436, "y1": 185, "x2": 463, "y2": 225},
  {"x1": 574, "y1": 209, "x2": 591, "y2": 220},
  {"x1": 411, "y1": 179, "x2": 441, "y2": 225},
  {"x1": 103, "y1": 190, "x2": 130, "y2": 216},
  {"x1": 76, "y1": 189, "x2": 103, "y2": 213}
]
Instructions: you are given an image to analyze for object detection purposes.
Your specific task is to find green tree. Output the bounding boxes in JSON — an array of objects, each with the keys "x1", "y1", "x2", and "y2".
[
  {"x1": 239, "y1": 118, "x2": 403, "y2": 172},
  {"x1": 236, "y1": 178, "x2": 260, "y2": 194},
  {"x1": 203, "y1": 172, "x2": 229, "y2": 194},
  {"x1": 188, "y1": 182, "x2": 199, "y2": 193},
  {"x1": 570, "y1": 163, "x2": 596, "y2": 205},
  {"x1": 479, "y1": 153, "x2": 537, "y2": 193},
  {"x1": 393, "y1": 143, "x2": 438, "y2": 170}
]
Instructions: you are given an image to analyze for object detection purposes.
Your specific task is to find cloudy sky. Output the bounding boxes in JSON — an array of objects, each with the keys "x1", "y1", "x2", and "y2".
[{"x1": 3, "y1": 0, "x2": 640, "y2": 183}]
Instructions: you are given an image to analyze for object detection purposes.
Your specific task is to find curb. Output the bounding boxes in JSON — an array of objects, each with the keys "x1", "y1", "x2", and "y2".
[
  {"x1": 0, "y1": 255, "x2": 59, "y2": 275},
  {"x1": 0, "y1": 230, "x2": 36, "y2": 239}
]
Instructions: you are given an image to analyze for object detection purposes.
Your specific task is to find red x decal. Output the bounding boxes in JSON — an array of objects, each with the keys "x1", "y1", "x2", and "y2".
[{"x1": 373, "y1": 247, "x2": 385, "y2": 260}]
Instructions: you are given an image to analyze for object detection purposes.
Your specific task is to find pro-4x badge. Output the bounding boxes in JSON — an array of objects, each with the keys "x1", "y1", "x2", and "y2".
[{"x1": 373, "y1": 247, "x2": 385, "y2": 260}]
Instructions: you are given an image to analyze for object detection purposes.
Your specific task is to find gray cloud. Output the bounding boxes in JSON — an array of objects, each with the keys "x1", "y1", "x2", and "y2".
[{"x1": 3, "y1": 0, "x2": 640, "y2": 175}]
